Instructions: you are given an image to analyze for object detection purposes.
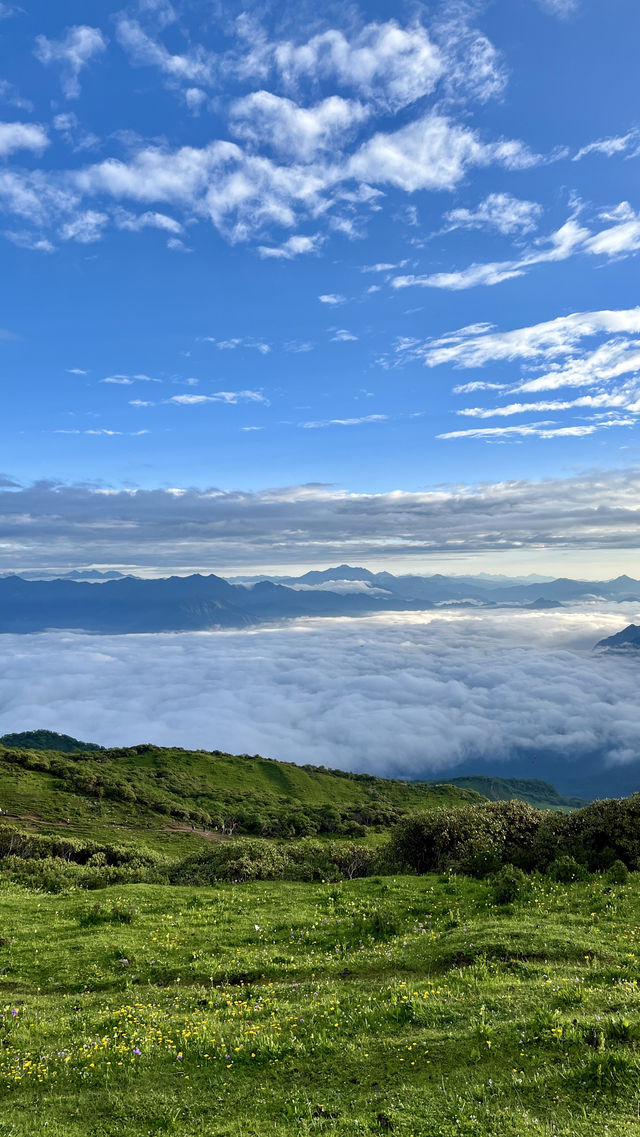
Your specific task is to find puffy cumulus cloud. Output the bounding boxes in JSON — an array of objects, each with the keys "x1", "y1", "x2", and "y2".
[
  {"x1": 443, "y1": 192, "x2": 543, "y2": 236},
  {"x1": 2, "y1": 468, "x2": 640, "y2": 572},
  {"x1": 348, "y1": 113, "x2": 536, "y2": 194},
  {"x1": 268, "y1": 20, "x2": 444, "y2": 111},
  {"x1": 0, "y1": 122, "x2": 49, "y2": 157},
  {"x1": 0, "y1": 11, "x2": 532, "y2": 253},
  {"x1": 34, "y1": 26, "x2": 107, "y2": 99},
  {"x1": 1, "y1": 608, "x2": 639, "y2": 781},
  {"x1": 230, "y1": 91, "x2": 370, "y2": 162}
]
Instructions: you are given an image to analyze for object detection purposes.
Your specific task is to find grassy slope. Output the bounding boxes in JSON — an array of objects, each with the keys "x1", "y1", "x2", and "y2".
[
  {"x1": 1, "y1": 873, "x2": 640, "y2": 1135},
  {"x1": 0, "y1": 744, "x2": 484, "y2": 856},
  {"x1": 435, "y1": 775, "x2": 586, "y2": 811}
]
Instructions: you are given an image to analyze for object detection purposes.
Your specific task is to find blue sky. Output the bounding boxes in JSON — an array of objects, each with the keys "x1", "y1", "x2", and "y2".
[{"x1": 2, "y1": 0, "x2": 640, "y2": 573}]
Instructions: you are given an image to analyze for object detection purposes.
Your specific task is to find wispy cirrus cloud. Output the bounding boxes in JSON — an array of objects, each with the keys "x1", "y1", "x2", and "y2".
[
  {"x1": 573, "y1": 128, "x2": 640, "y2": 161},
  {"x1": 392, "y1": 204, "x2": 640, "y2": 292},
  {"x1": 438, "y1": 417, "x2": 634, "y2": 441},
  {"x1": 169, "y1": 390, "x2": 269, "y2": 405},
  {"x1": 301, "y1": 413, "x2": 386, "y2": 428}
]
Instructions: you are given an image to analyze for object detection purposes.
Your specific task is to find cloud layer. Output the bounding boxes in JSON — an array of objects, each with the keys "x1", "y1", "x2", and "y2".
[
  {"x1": 0, "y1": 609, "x2": 638, "y2": 783},
  {"x1": 2, "y1": 467, "x2": 640, "y2": 572}
]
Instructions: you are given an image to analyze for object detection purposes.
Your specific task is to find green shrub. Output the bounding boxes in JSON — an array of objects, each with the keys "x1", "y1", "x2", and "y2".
[
  {"x1": 391, "y1": 800, "x2": 543, "y2": 876},
  {"x1": 170, "y1": 840, "x2": 291, "y2": 884},
  {"x1": 547, "y1": 855, "x2": 588, "y2": 883},
  {"x1": 490, "y1": 864, "x2": 530, "y2": 904},
  {"x1": 604, "y1": 859, "x2": 630, "y2": 885}
]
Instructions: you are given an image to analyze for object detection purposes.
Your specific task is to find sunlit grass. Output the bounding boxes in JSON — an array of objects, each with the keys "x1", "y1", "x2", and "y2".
[{"x1": 1, "y1": 874, "x2": 640, "y2": 1134}]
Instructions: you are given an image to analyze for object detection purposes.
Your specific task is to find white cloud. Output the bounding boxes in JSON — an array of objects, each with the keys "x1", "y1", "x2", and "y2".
[
  {"x1": 453, "y1": 381, "x2": 507, "y2": 394},
  {"x1": 3, "y1": 229, "x2": 54, "y2": 252},
  {"x1": 270, "y1": 20, "x2": 443, "y2": 111},
  {"x1": 360, "y1": 262, "x2": 397, "y2": 273},
  {"x1": 319, "y1": 293, "x2": 345, "y2": 305},
  {"x1": 231, "y1": 91, "x2": 370, "y2": 161},
  {"x1": 536, "y1": 0, "x2": 580, "y2": 16},
  {"x1": 34, "y1": 26, "x2": 107, "y2": 99},
  {"x1": 257, "y1": 233, "x2": 323, "y2": 259},
  {"x1": 114, "y1": 208, "x2": 183, "y2": 234},
  {"x1": 301, "y1": 413, "x2": 387, "y2": 428},
  {"x1": 392, "y1": 207, "x2": 640, "y2": 292},
  {"x1": 438, "y1": 418, "x2": 633, "y2": 441},
  {"x1": 330, "y1": 329, "x2": 358, "y2": 342},
  {"x1": 3, "y1": 610, "x2": 640, "y2": 782},
  {"x1": 169, "y1": 390, "x2": 268, "y2": 405},
  {"x1": 0, "y1": 80, "x2": 33, "y2": 113},
  {"x1": 4, "y1": 469, "x2": 640, "y2": 570},
  {"x1": 574, "y1": 129, "x2": 640, "y2": 161},
  {"x1": 203, "y1": 337, "x2": 271, "y2": 353},
  {"x1": 458, "y1": 387, "x2": 640, "y2": 417},
  {"x1": 60, "y1": 209, "x2": 108, "y2": 243},
  {"x1": 348, "y1": 113, "x2": 537, "y2": 195},
  {"x1": 0, "y1": 121, "x2": 48, "y2": 157},
  {"x1": 393, "y1": 217, "x2": 589, "y2": 290},
  {"x1": 443, "y1": 192, "x2": 543, "y2": 236},
  {"x1": 116, "y1": 17, "x2": 216, "y2": 86},
  {"x1": 409, "y1": 307, "x2": 640, "y2": 370}
]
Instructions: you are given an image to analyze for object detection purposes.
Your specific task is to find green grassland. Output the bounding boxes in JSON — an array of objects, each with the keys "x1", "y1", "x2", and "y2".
[{"x1": 2, "y1": 873, "x2": 640, "y2": 1136}]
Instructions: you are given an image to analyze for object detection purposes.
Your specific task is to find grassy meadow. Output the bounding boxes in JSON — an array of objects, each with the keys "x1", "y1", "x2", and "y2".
[{"x1": 2, "y1": 871, "x2": 640, "y2": 1136}]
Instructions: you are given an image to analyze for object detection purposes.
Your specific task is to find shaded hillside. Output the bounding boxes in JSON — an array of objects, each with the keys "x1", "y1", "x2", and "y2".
[
  {"x1": 432, "y1": 774, "x2": 585, "y2": 811},
  {"x1": 0, "y1": 729, "x2": 104, "y2": 753},
  {"x1": 0, "y1": 741, "x2": 484, "y2": 855},
  {"x1": 595, "y1": 623, "x2": 640, "y2": 652}
]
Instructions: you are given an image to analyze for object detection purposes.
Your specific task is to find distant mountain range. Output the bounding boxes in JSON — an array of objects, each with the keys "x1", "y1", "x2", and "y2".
[
  {"x1": 433, "y1": 775, "x2": 586, "y2": 811},
  {"x1": 0, "y1": 564, "x2": 639, "y2": 633}
]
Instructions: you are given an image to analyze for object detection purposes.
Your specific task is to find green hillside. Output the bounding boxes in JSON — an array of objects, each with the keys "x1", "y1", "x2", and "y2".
[
  {"x1": 0, "y1": 742, "x2": 484, "y2": 856},
  {"x1": 433, "y1": 774, "x2": 585, "y2": 811}
]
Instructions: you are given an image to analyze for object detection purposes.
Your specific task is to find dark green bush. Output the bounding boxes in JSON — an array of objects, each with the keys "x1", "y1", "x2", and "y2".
[
  {"x1": 170, "y1": 840, "x2": 291, "y2": 884},
  {"x1": 490, "y1": 864, "x2": 529, "y2": 904},
  {"x1": 391, "y1": 800, "x2": 543, "y2": 875},
  {"x1": 604, "y1": 859, "x2": 629, "y2": 885},
  {"x1": 547, "y1": 855, "x2": 588, "y2": 883}
]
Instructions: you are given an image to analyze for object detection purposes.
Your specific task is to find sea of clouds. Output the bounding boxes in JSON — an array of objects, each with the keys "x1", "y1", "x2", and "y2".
[{"x1": 1, "y1": 605, "x2": 640, "y2": 786}]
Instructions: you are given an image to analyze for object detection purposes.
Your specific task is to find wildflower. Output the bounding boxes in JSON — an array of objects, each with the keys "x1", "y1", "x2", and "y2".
[{"x1": 132, "y1": 1048, "x2": 141, "y2": 1056}]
